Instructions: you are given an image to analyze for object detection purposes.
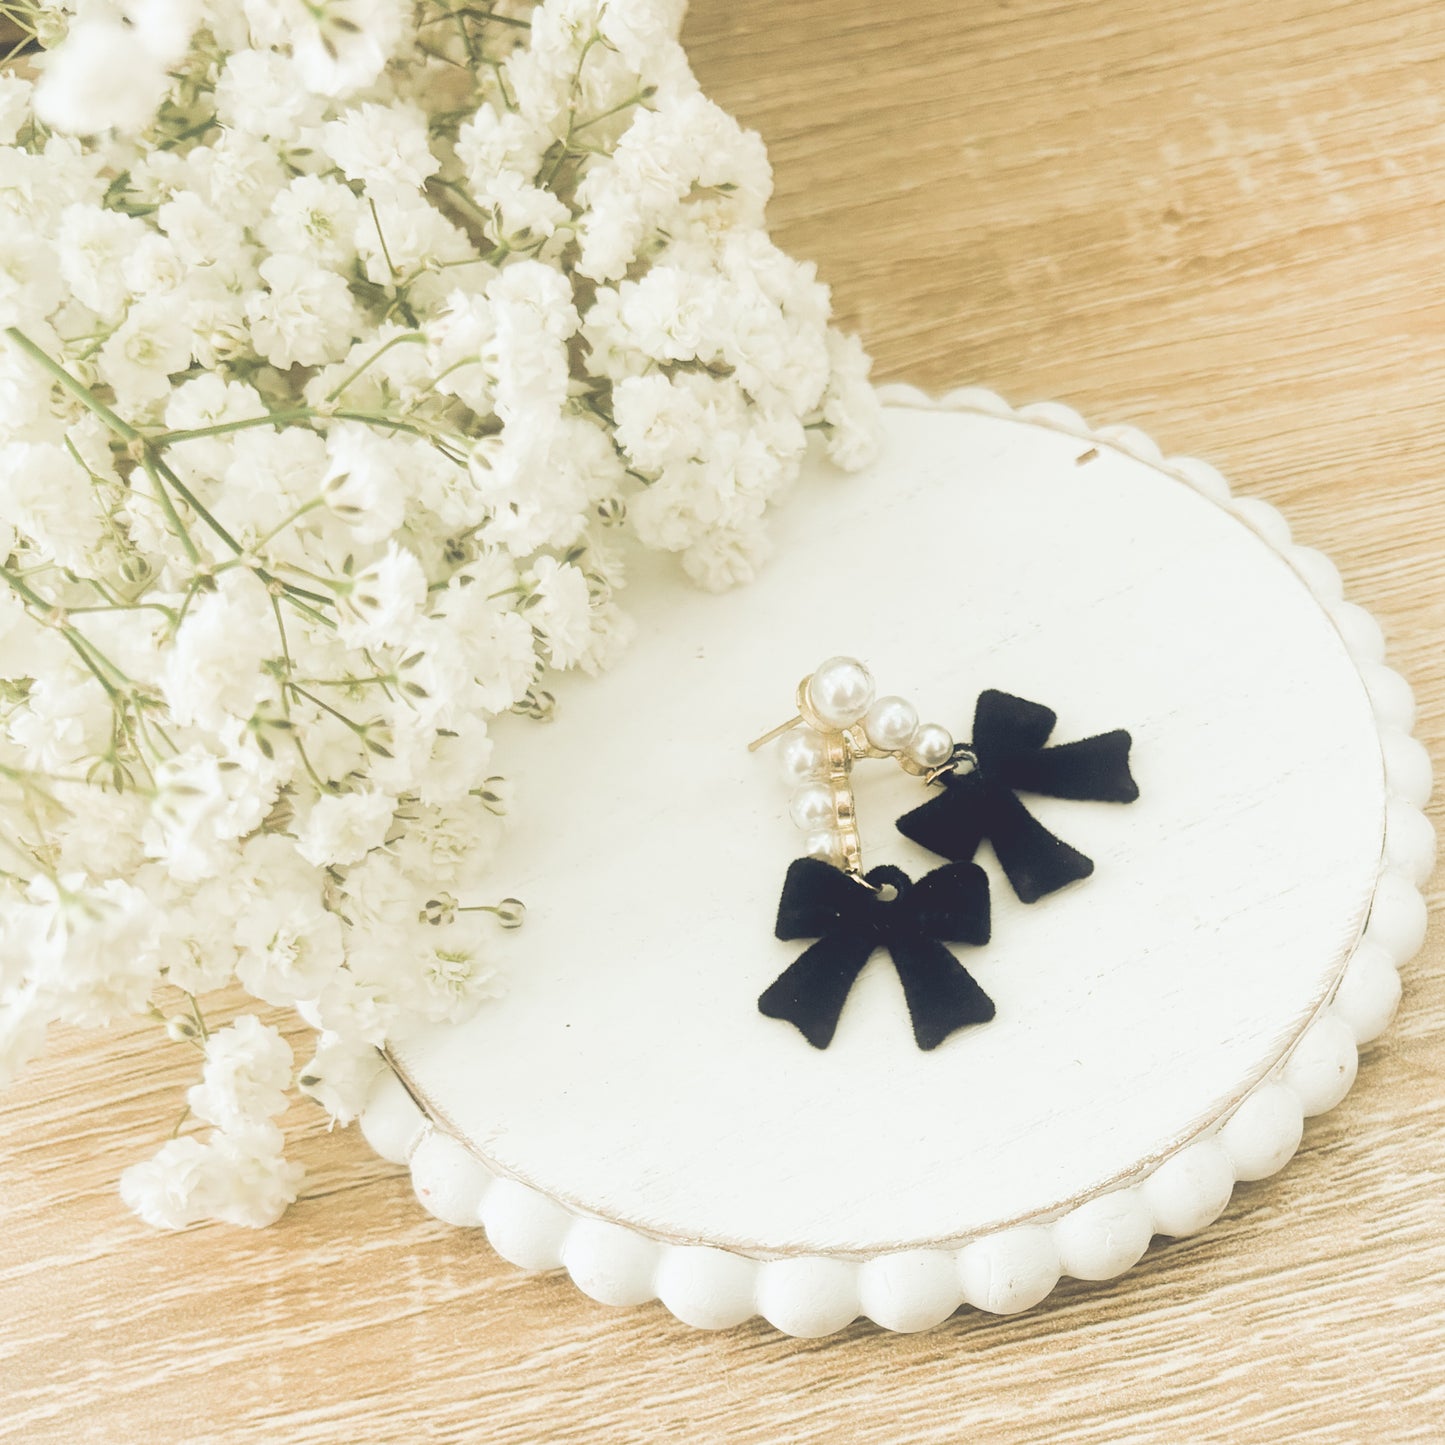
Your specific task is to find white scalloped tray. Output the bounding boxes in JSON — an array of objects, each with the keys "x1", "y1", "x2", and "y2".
[{"x1": 361, "y1": 387, "x2": 1433, "y2": 1335}]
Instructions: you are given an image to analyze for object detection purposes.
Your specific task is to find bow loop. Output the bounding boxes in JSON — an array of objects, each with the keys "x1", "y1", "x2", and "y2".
[
  {"x1": 775, "y1": 856, "x2": 879, "y2": 941},
  {"x1": 997, "y1": 728, "x2": 1139, "y2": 803},
  {"x1": 973, "y1": 689, "x2": 1057, "y2": 757},
  {"x1": 895, "y1": 859, "x2": 991, "y2": 946}
]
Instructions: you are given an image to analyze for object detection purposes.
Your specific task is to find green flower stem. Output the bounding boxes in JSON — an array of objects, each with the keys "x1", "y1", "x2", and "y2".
[
  {"x1": 0, "y1": 562, "x2": 67, "y2": 617},
  {"x1": 184, "y1": 992, "x2": 210, "y2": 1041},
  {"x1": 561, "y1": 142, "x2": 615, "y2": 159},
  {"x1": 571, "y1": 89, "x2": 654, "y2": 135},
  {"x1": 157, "y1": 406, "x2": 467, "y2": 464},
  {"x1": 154, "y1": 116, "x2": 219, "y2": 156},
  {"x1": 324, "y1": 332, "x2": 426, "y2": 403},
  {"x1": 66, "y1": 628, "x2": 125, "y2": 699},
  {"x1": 0, "y1": 564, "x2": 131, "y2": 694},
  {"x1": 6, "y1": 334, "x2": 338, "y2": 610},
  {"x1": 287, "y1": 682, "x2": 371, "y2": 738},
  {"x1": 140, "y1": 456, "x2": 202, "y2": 565},
  {"x1": 367, "y1": 196, "x2": 400, "y2": 280},
  {"x1": 252, "y1": 497, "x2": 326, "y2": 553},
  {"x1": 4, "y1": 330, "x2": 337, "y2": 617},
  {"x1": 74, "y1": 572, "x2": 125, "y2": 609},
  {"x1": 395, "y1": 254, "x2": 495, "y2": 299},
  {"x1": 291, "y1": 674, "x2": 396, "y2": 689},
  {"x1": 413, "y1": 41, "x2": 470, "y2": 73},
  {"x1": 143, "y1": 448, "x2": 242, "y2": 553},
  {"x1": 290, "y1": 732, "x2": 331, "y2": 793},
  {"x1": 458, "y1": 897, "x2": 526, "y2": 928},
  {"x1": 155, "y1": 410, "x2": 317, "y2": 445},
  {"x1": 536, "y1": 31, "x2": 608, "y2": 187},
  {"x1": 480, "y1": 54, "x2": 517, "y2": 111},
  {"x1": 124, "y1": 706, "x2": 173, "y2": 770},
  {"x1": 0, "y1": 761, "x2": 83, "y2": 793},
  {"x1": 268, "y1": 593, "x2": 294, "y2": 672},
  {"x1": 65, "y1": 599, "x2": 180, "y2": 622},
  {"x1": 0, "y1": 5, "x2": 38, "y2": 44},
  {"x1": 2, "y1": 560, "x2": 168, "y2": 785},
  {"x1": 411, "y1": 355, "x2": 476, "y2": 402},
  {"x1": 167, "y1": 573, "x2": 208, "y2": 639},
  {"x1": 144, "y1": 448, "x2": 334, "y2": 610},
  {"x1": 453, "y1": 6, "x2": 532, "y2": 29},
  {"x1": 539, "y1": 143, "x2": 571, "y2": 190},
  {"x1": 269, "y1": 559, "x2": 340, "y2": 592},
  {"x1": 448, "y1": 4, "x2": 479, "y2": 64},
  {"x1": 3, "y1": 327, "x2": 140, "y2": 441},
  {"x1": 278, "y1": 593, "x2": 338, "y2": 630},
  {"x1": 269, "y1": 600, "x2": 331, "y2": 793}
]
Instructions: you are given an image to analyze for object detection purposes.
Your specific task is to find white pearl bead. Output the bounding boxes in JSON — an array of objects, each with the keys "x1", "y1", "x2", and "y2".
[
  {"x1": 907, "y1": 723, "x2": 954, "y2": 769},
  {"x1": 789, "y1": 782, "x2": 837, "y2": 832},
  {"x1": 777, "y1": 727, "x2": 829, "y2": 786},
  {"x1": 802, "y1": 830, "x2": 844, "y2": 866},
  {"x1": 864, "y1": 695, "x2": 919, "y2": 752},
  {"x1": 807, "y1": 656, "x2": 874, "y2": 730}
]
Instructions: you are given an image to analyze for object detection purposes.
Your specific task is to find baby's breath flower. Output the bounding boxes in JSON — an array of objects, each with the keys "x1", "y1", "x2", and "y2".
[
  {"x1": 187, "y1": 1015, "x2": 294, "y2": 1132},
  {"x1": 0, "y1": 0, "x2": 881, "y2": 1234},
  {"x1": 246, "y1": 254, "x2": 360, "y2": 370},
  {"x1": 295, "y1": 790, "x2": 397, "y2": 869},
  {"x1": 527, "y1": 555, "x2": 594, "y2": 669}
]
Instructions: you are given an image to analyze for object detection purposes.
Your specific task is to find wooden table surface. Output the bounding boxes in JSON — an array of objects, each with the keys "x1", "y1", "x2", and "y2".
[{"x1": 4, "y1": 2, "x2": 1445, "y2": 1441}]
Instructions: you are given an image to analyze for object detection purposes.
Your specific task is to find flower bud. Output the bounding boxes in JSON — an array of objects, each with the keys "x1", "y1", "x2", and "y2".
[{"x1": 494, "y1": 898, "x2": 526, "y2": 930}]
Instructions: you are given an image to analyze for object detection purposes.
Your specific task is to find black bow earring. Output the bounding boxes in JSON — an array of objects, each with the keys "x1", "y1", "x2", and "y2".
[
  {"x1": 748, "y1": 657, "x2": 994, "y2": 1051},
  {"x1": 761, "y1": 859, "x2": 992, "y2": 1050},
  {"x1": 749, "y1": 662, "x2": 1142, "y2": 1051},
  {"x1": 895, "y1": 689, "x2": 1139, "y2": 902}
]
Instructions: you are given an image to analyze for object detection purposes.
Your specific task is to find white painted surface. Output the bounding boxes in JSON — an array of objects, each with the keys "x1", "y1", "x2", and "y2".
[{"x1": 388, "y1": 399, "x2": 1387, "y2": 1256}]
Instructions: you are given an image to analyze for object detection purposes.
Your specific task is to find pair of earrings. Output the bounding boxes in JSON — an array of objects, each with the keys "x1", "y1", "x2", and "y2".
[{"x1": 749, "y1": 657, "x2": 1140, "y2": 1051}]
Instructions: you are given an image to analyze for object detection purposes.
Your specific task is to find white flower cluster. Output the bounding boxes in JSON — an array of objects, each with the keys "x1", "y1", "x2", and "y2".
[
  {"x1": 0, "y1": 0, "x2": 880, "y2": 1228},
  {"x1": 122, "y1": 1014, "x2": 304, "y2": 1228}
]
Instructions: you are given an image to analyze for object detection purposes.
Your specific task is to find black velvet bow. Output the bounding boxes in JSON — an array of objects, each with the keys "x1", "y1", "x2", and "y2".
[
  {"x1": 758, "y1": 858, "x2": 993, "y2": 1051},
  {"x1": 895, "y1": 689, "x2": 1138, "y2": 904}
]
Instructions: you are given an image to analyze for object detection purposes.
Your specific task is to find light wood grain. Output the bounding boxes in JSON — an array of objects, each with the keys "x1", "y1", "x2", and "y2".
[{"x1": 3, "y1": 2, "x2": 1444, "y2": 1441}]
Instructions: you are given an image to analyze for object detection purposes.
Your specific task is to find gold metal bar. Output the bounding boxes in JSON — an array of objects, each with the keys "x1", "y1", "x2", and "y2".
[{"x1": 746, "y1": 713, "x2": 803, "y2": 752}]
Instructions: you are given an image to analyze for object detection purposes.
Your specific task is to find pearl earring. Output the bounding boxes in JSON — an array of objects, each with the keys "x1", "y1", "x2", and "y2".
[
  {"x1": 747, "y1": 655, "x2": 961, "y2": 877},
  {"x1": 750, "y1": 658, "x2": 995, "y2": 1051}
]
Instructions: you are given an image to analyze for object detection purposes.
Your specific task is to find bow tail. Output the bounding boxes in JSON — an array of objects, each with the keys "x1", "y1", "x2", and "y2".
[
  {"x1": 888, "y1": 935, "x2": 995, "y2": 1051},
  {"x1": 985, "y1": 787, "x2": 1095, "y2": 903},
  {"x1": 1000, "y1": 729, "x2": 1138, "y2": 803},
  {"x1": 758, "y1": 934, "x2": 877, "y2": 1049}
]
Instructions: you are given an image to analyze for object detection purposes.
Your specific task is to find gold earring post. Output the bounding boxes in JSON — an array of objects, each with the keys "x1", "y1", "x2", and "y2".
[{"x1": 746, "y1": 714, "x2": 804, "y2": 752}]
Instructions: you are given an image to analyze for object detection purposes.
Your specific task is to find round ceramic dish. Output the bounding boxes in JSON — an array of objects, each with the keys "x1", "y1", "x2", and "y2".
[{"x1": 361, "y1": 386, "x2": 1433, "y2": 1335}]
